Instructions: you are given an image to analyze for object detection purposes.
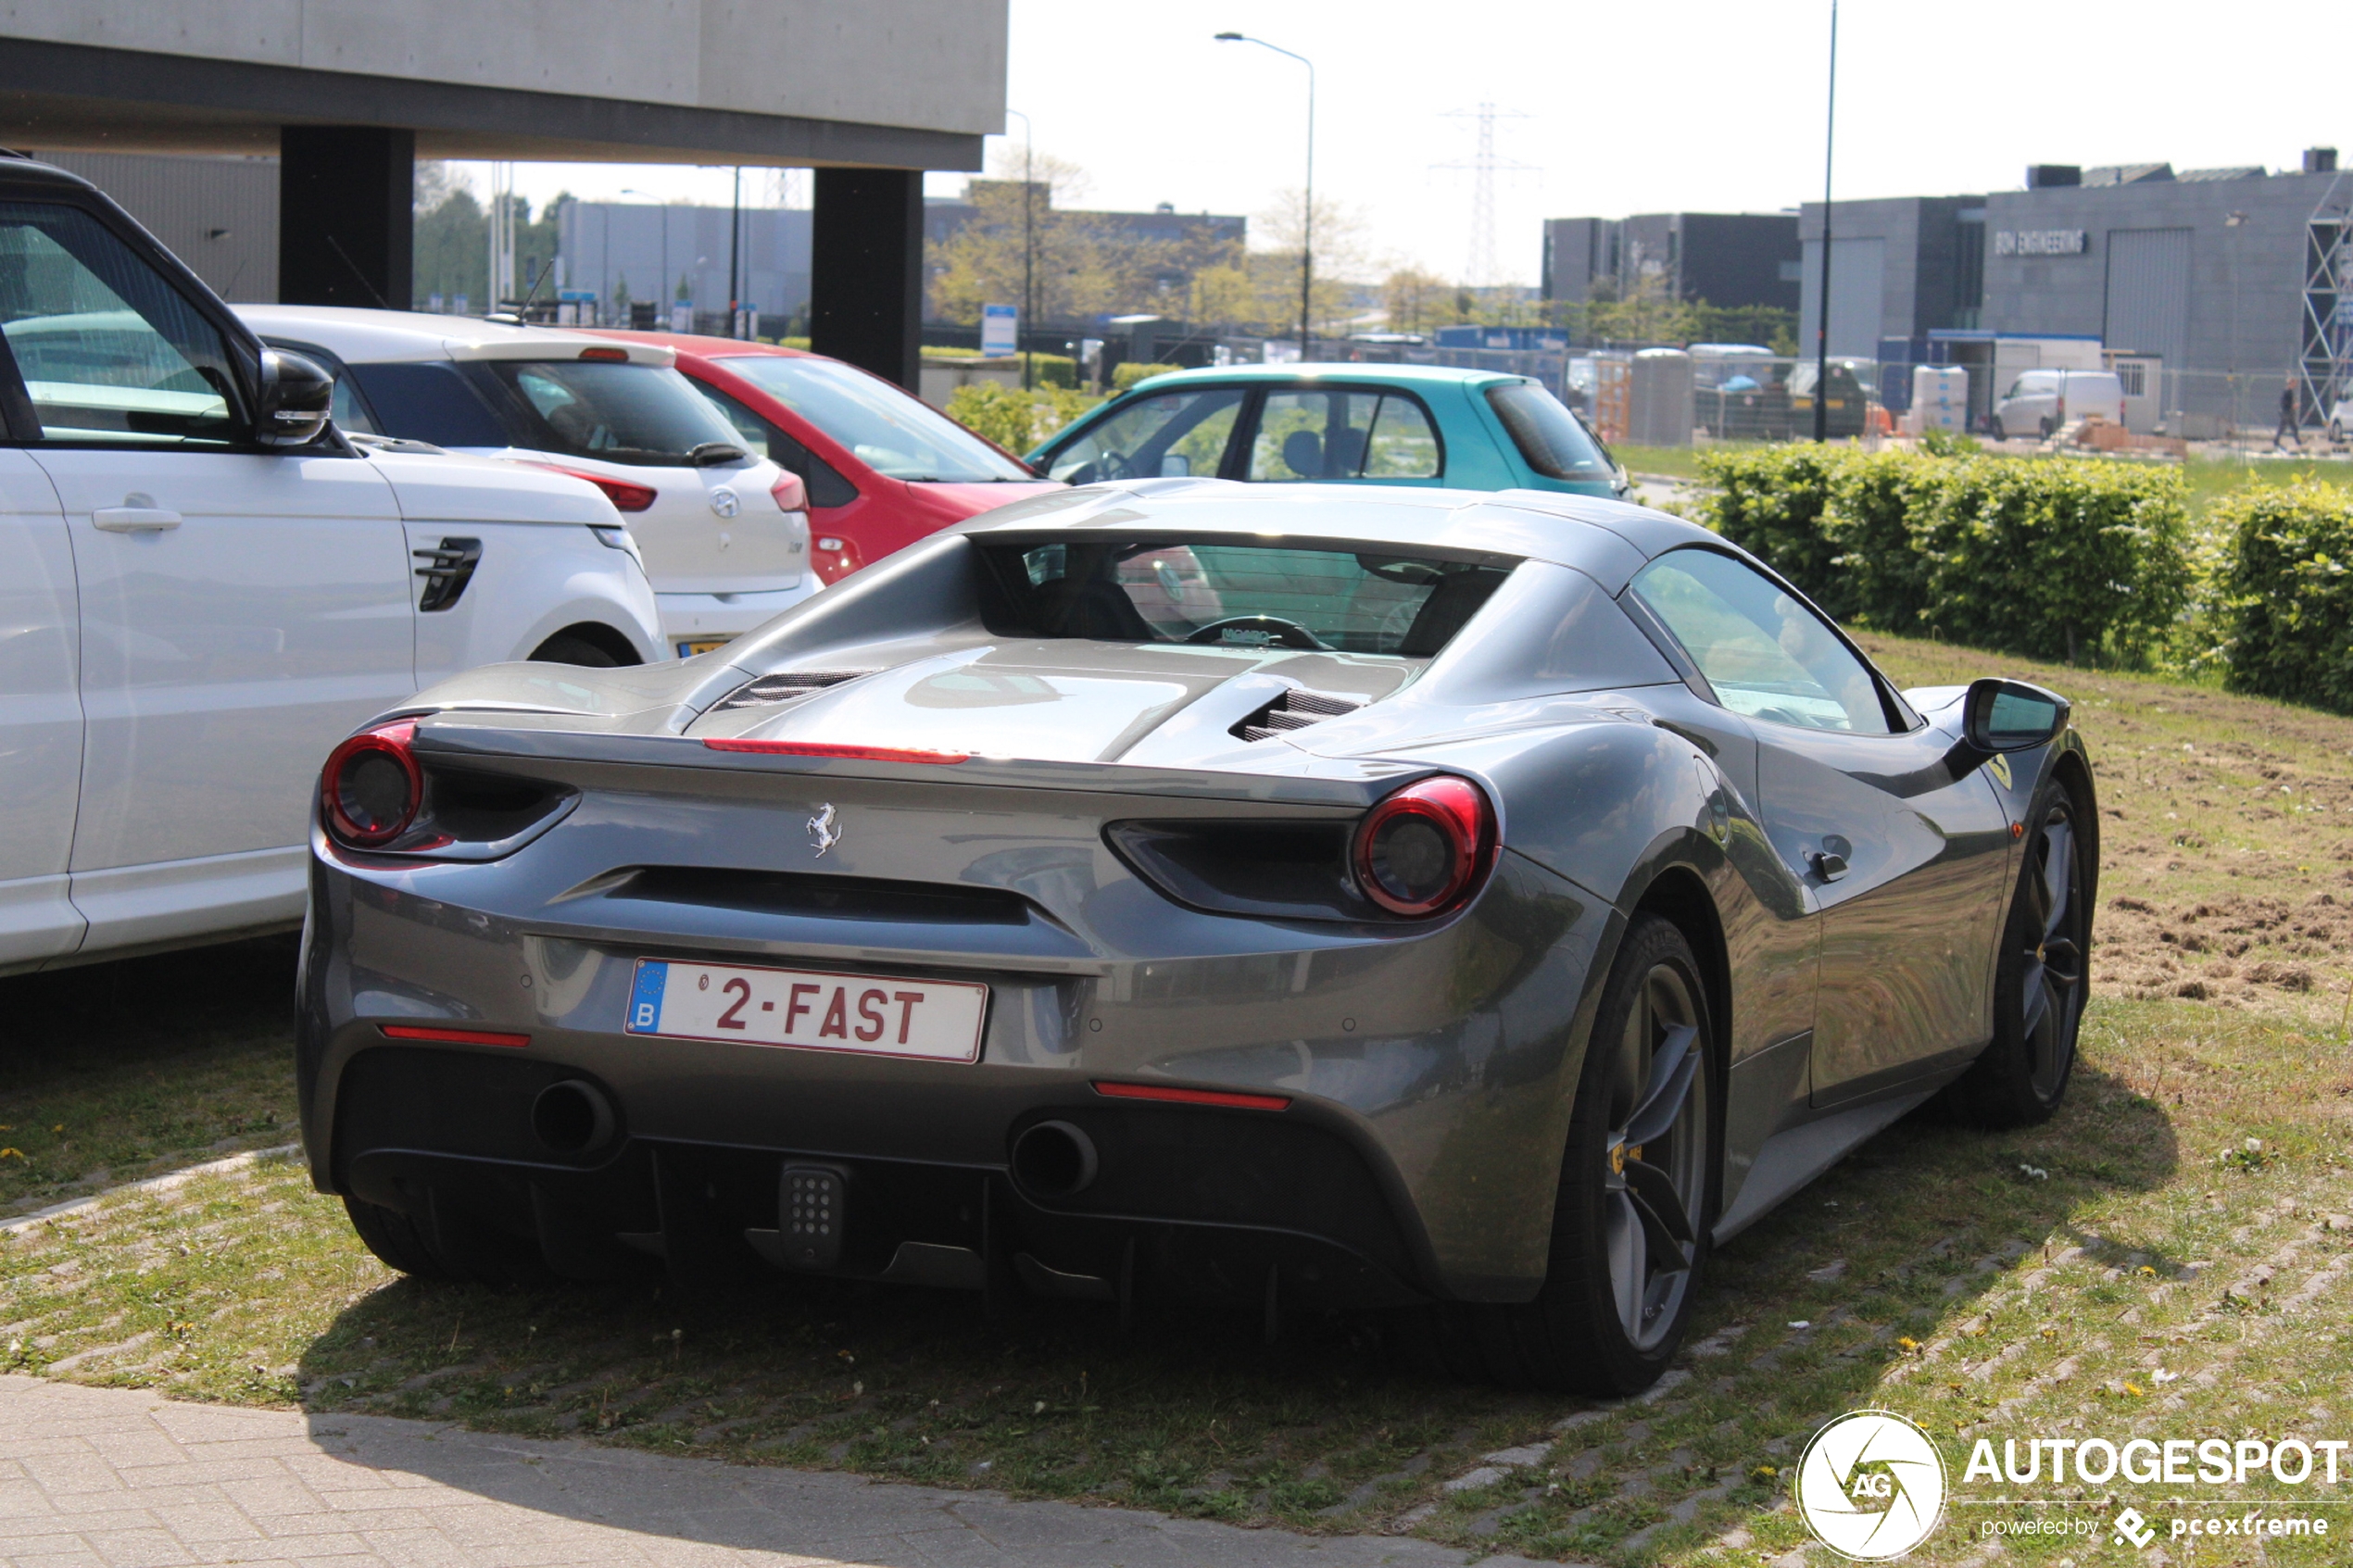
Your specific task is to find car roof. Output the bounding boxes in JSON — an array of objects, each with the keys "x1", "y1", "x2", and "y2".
[
  {"x1": 950, "y1": 479, "x2": 1718, "y2": 593},
  {"x1": 233, "y1": 305, "x2": 673, "y2": 366},
  {"x1": 1111, "y1": 362, "x2": 1527, "y2": 392}
]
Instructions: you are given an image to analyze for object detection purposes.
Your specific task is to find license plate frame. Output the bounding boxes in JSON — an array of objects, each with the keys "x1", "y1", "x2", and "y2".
[
  {"x1": 677, "y1": 637, "x2": 733, "y2": 659},
  {"x1": 623, "y1": 958, "x2": 988, "y2": 1063}
]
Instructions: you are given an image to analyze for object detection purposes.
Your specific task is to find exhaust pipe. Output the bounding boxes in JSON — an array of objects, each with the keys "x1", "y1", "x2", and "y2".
[
  {"x1": 532, "y1": 1079, "x2": 616, "y2": 1156},
  {"x1": 1011, "y1": 1120, "x2": 1098, "y2": 1197}
]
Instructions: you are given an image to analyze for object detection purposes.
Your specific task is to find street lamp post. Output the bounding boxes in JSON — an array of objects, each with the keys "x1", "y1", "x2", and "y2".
[
  {"x1": 1215, "y1": 31, "x2": 1315, "y2": 359},
  {"x1": 1006, "y1": 107, "x2": 1036, "y2": 390}
]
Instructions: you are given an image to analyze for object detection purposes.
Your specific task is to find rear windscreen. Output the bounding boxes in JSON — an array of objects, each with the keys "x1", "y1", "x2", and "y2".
[
  {"x1": 982, "y1": 541, "x2": 1513, "y2": 657},
  {"x1": 483, "y1": 358, "x2": 746, "y2": 466}
]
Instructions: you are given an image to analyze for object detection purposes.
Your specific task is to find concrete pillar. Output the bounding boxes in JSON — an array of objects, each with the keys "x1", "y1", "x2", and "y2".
[
  {"x1": 810, "y1": 168, "x2": 921, "y2": 390},
  {"x1": 279, "y1": 126, "x2": 414, "y2": 307}
]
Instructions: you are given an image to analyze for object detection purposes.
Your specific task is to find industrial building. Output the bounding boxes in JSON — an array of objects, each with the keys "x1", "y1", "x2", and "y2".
[
  {"x1": 1801, "y1": 150, "x2": 2352, "y2": 434},
  {"x1": 560, "y1": 202, "x2": 814, "y2": 332},
  {"x1": 1540, "y1": 212, "x2": 1800, "y2": 312},
  {"x1": 920, "y1": 182, "x2": 1246, "y2": 326},
  {"x1": 0, "y1": 2, "x2": 1007, "y2": 389}
]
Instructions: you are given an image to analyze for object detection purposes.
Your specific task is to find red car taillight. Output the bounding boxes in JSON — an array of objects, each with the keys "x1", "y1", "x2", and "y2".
[
  {"x1": 1351, "y1": 774, "x2": 1493, "y2": 918},
  {"x1": 771, "y1": 471, "x2": 807, "y2": 512},
  {"x1": 322, "y1": 722, "x2": 422, "y2": 847},
  {"x1": 519, "y1": 461, "x2": 657, "y2": 513}
]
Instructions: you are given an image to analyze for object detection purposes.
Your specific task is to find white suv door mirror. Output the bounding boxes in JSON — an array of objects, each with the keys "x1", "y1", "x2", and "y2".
[{"x1": 256, "y1": 348, "x2": 335, "y2": 446}]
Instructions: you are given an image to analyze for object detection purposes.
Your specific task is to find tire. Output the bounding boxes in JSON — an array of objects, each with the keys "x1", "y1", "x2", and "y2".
[
  {"x1": 2331, "y1": 420, "x2": 2344, "y2": 445},
  {"x1": 343, "y1": 1194, "x2": 553, "y2": 1286},
  {"x1": 1990, "y1": 417, "x2": 2008, "y2": 441},
  {"x1": 1942, "y1": 781, "x2": 2090, "y2": 1128},
  {"x1": 2038, "y1": 416, "x2": 2056, "y2": 441},
  {"x1": 1409, "y1": 914, "x2": 1719, "y2": 1395},
  {"x1": 530, "y1": 633, "x2": 624, "y2": 668}
]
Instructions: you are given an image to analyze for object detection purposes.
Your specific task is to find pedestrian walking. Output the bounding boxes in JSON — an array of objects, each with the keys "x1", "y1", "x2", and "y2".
[{"x1": 2274, "y1": 378, "x2": 2302, "y2": 450}]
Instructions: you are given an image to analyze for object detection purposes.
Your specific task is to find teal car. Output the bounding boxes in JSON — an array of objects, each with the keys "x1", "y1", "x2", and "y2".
[{"x1": 1026, "y1": 363, "x2": 1630, "y2": 500}]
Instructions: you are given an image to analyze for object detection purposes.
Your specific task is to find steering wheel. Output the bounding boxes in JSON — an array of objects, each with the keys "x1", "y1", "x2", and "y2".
[{"x1": 1183, "y1": 615, "x2": 1328, "y2": 651}]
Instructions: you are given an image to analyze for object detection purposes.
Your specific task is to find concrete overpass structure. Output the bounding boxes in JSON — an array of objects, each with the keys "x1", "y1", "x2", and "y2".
[{"x1": 0, "y1": 2, "x2": 1006, "y2": 386}]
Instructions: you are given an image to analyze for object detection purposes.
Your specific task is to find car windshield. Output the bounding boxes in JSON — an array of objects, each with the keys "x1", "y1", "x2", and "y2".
[
  {"x1": 1484, "y1": 382, "x2": 1613, "y2": 480},
  {"x1": 717, "y1": 354, "x2": 1032, "y2": 482},
  {"x1": 484, "y1": 359, "x2": 744, "y2": 465},
  {"x1": 982, "y1": 540, "x2": 1513, "y2": 657}
]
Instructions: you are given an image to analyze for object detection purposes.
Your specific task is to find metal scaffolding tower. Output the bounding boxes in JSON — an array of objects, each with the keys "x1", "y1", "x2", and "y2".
[
  {"x1": 1434, "y1": 102, "x2": 1533, "y2": 289},
  {"x1": 2299, "y1": 170, "x2": 2353, "y2": 426}
]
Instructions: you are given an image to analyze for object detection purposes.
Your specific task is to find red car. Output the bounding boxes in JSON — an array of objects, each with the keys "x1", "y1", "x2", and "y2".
[{"x1": 587, "y1": 332, "x2": 1058, "y2": 583}]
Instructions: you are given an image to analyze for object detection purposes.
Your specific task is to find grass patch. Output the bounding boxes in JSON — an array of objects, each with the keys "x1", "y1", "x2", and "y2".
[
  {"x1": 3, "y1": 646, "x2": 2350, "y2": 1564},
  {"x1": 0, "y1": 935, "x2": 299, "y2": 1216}
]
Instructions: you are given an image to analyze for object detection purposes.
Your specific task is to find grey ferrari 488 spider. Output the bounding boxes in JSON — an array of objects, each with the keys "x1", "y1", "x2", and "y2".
[{"x1": 297, "y1": 480, "x2": 2095, "y2": 1394}]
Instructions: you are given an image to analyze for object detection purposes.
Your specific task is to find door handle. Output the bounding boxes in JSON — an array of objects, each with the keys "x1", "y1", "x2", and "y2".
[{"x1": 93, "y1": 507, "x2": 182, "y2": 533}]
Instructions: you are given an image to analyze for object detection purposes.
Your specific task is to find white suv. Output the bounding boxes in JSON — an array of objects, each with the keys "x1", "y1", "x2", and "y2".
[
  {"x1": 0, "y1": 156, "x2": 662, "y2": 976},
  {"x1": 234, "y1": 307, "x2": 818, "y2": 658}
]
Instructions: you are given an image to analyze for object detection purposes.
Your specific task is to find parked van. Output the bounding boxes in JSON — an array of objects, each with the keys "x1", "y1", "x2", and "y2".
[{"x1": 1992, "y1": 370, "x2": 2125, "y2": 440}]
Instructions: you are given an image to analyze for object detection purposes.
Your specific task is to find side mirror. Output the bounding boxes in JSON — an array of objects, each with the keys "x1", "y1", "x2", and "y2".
[
  {"x1": 254, "y1": 348, "x2": 334, "y2": 447},
  {"x1": 1962, "y1": 677, "x2": 2069, "y2": 752}
]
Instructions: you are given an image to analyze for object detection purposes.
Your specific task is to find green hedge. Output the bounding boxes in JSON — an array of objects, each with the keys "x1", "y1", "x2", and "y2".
[
  {"x1": 1112, "y1": 360, "x2": 1181, "y2": 394},
  {"x1": 2217, "y1": 482, "x2": 2353, "y2": 712},
  {"x1": 1694, "y1": 447, "x2": 2193, "y2": 665}
]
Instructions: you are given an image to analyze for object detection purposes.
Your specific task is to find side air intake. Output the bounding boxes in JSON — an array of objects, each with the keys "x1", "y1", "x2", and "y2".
[
  {"x1": 712, "y1": 671, "x2": 876, "y2": 712},
  {"x1": 1231, "y1": 688, "x2": 1364, "y2": 743}
]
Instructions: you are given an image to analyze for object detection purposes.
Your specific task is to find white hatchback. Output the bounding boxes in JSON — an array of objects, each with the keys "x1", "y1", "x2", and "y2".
[
  {"x1": 235, "y1": 307, "x2": 818, "y2": 659},
  {"x1": 0, "y1": 156, "x2": 663, "y2": 976}
]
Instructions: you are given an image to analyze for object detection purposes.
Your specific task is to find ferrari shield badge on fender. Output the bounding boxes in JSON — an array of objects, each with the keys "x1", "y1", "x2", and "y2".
[{"x1": 807, "y1": 802, "x2": 841, "y2": 858}]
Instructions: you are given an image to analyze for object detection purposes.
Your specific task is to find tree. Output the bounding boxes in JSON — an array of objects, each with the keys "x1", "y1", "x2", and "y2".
[
  {"x1": 1382, "y1": 267, "x2": 1453, "y2": 335},
  {"x1": 1249, "y1": 189, "x2": 1369, "y2": 337},
  {"x1": 413, "y1": 169, "x2": 485, "y2": 307},
  {"x1": 929, "y1": 149, "x2": 1233, "y2": 328}
]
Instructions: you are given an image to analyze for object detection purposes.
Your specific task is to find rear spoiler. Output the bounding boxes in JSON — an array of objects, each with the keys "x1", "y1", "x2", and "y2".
[{"x1": 409, "y1": 716, "x2": 1428, "y2": 810}]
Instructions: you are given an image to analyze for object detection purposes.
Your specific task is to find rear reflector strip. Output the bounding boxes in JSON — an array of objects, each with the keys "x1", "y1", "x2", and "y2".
[
  {"x1": 380, "y1": 1023, "x2": 531, "y2": 1048},
  {"x1": 702, "y1": 738, "x2": 970, "y2": 764},
  {"x1": 1091, "y1": 1080, "x2": 1291, "y2": 1111}
]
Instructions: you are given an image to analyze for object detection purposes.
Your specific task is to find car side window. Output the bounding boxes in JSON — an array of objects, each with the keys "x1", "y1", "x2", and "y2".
[
  {"x1": 0, "y1": 201, "x2": 245, "y2": 447},
  {"x1": 694, "y1": 383, "x2": 859, "y2": 508},
  {"x1": 1045, "y1": 387, "x2": 1244, "y2": 483},
  {"x1": 1246, "y1": 388, "x2": 1442, "y2": 481},
  {"x1": 342, "y1": 361, "x2": 511, "y2": 448},
  {"x1": 1364, "y1": 394, "x2": 1441, "y2": 477},
  {"x1": 1629, "y1": 549, "x2": 1894, "y2": 734}
]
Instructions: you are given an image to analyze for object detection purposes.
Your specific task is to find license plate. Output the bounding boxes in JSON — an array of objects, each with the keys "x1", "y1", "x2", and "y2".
[
  {"x1": 624, "y1": 959, "x2": 988, "y2": 1062},
  {"x1": 678, "y1": 637, "x2": 733, "y2": 658}
]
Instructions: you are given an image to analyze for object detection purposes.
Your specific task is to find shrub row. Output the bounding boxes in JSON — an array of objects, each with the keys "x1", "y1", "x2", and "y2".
[
  {"x1": 2211, "y1": 482, "x2": 2353, "y2": 712},
  {"x1": 1695, "y1": 446, "x2": 2195, "y2": 666}
]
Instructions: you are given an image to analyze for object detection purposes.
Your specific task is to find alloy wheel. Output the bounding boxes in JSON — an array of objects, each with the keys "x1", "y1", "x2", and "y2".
[
  {"x1": 1600, "y1": 961, "x2": 1710, "y2": 1350},
  {"x1": 2018, "y1": 802, "x2": 2086, "y2": 1098}
]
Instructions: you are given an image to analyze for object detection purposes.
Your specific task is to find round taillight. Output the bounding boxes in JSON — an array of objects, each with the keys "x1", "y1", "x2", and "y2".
[
  {"x1": 323, "y1": 722, "x2": 422, "y2": 847},
  {"x1": 1352, "y1": 774, "x2": 1493, "y2": 918}
]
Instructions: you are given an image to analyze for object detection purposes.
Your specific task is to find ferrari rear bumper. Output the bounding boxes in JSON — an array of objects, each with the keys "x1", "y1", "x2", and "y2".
[{"x1": 297, "y1": 839, "x2": 1617, "y2": 1305}]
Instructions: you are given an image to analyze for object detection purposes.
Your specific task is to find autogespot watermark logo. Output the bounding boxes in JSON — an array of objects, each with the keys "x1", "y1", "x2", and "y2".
[{"x1": 1795, "y1": 1411, "x2": 1948, "y2": 1561}]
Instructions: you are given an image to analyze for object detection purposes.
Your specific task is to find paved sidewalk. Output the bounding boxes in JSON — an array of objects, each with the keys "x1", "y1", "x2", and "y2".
[{"x1": 0, "y1": 1377, "x2": 1538, "y2": 1568}]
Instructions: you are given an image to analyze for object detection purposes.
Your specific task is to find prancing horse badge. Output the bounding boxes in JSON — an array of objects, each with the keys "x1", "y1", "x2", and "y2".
[{"x1": 806, "y1": 802, "x2": 841, "y2": 858}]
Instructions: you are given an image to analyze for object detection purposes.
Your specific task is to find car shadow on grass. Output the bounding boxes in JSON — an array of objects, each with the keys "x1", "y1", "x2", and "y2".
[
  {"x1": 0, "y1": 934, "x2": 300, "y2": 1218},
  {"x1": 283, "y1": 1061, "x2": 2178, "y2": 1564}
]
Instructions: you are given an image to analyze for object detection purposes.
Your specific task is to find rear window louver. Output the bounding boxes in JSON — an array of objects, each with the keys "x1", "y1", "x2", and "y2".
[
  {"x1": 712, "y1": 671, "x2": 876, "y2": 712},
  {"x1": 1231, "y1": 688, "x2": 1365, "y2": 743}
]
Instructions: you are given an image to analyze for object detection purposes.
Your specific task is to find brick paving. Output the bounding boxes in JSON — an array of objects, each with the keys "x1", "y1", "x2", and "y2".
[{"x1": 0, "y1": 1377, "x2": 1535, "y2": 1568}]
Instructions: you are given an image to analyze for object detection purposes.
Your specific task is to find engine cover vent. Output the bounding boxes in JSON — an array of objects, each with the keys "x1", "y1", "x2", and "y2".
[
  {"x1": 712, "y1": 671, "x2": 876, "y2": 712},
  {"x1": 1232, "y1": 687, "x2": 1365, "y2": 743}
]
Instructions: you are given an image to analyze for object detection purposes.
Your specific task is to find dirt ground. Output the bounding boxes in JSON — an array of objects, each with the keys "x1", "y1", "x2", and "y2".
[{"x1": 1859, "y1": 632, "x2": 2353, "y2": 1024}]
